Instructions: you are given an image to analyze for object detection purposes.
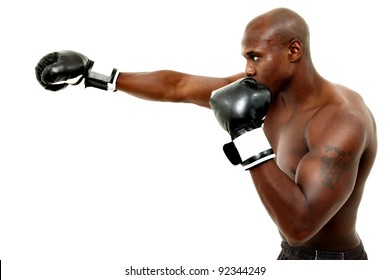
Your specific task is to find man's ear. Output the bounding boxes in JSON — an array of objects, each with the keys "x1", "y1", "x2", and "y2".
[{"x1": 288, "y1": 39, "x2": 303, "y2": 62}]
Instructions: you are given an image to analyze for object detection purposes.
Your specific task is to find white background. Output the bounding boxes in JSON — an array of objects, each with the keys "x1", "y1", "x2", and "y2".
[{"x1": 0, "y1": 0, "x2": 388, "y2": 279}]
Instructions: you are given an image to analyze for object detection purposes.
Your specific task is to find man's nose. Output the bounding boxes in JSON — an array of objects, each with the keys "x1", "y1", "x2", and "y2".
[{"x1": 245, "y1": 63, "x2": 256, "y2": 77}]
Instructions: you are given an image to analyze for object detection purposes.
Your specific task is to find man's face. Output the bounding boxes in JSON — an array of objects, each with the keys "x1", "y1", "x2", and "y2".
[{"x1": 241, "y1": 28, "x2": 291, "y2": 95}]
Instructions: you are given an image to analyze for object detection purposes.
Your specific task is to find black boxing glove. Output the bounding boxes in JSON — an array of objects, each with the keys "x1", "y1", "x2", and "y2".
[
  {"x1": 35, "y1": 50, "x2": 119, "y2": 91},
  {"x1": 209, "y1": 78, "x2": 275, "y2": 170}
]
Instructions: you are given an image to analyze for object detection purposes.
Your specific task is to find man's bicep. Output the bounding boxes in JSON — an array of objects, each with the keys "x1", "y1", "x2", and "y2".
[
  {"x1": 294, "y1": 118, "x2": 366, "y2": 222},
  {"x1": 296, "y1": 147, "x2": 357, "y2": 207},
  {"x1": 180, "y1": 73, "x2": 244, "y2": 108}
]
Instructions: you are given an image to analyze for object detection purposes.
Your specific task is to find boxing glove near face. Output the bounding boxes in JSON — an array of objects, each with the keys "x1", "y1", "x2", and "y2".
[
  {"x1": 210, "y1": 78, "x2": 271, "y2": 139},
  {"x1": 210, "y1": 78, "x2": 275, "y2": 169}
]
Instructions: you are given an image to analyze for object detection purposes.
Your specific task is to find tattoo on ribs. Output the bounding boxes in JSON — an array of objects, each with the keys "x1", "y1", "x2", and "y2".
[{"x1": 320, "y1": 145, "x2": 352, "y2": 190}]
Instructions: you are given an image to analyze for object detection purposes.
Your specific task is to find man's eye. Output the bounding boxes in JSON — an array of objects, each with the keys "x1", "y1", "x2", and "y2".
[{"x1": 252, "y1": 56, "x2": 259, "y2": 62}]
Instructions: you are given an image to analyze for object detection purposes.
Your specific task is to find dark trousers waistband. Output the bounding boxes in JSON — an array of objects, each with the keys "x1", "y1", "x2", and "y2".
[{"x1": 278, "y1": 241, "x2": 368, "y2": 260}]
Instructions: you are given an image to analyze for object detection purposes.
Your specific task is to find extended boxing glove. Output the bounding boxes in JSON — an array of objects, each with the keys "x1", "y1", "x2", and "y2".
[
  {"x1": 209, "y1": 78, "x2": 275, "y2": 170},
  {"x1": 35, "y1": 50, "x2": 119, "y2": 91}
]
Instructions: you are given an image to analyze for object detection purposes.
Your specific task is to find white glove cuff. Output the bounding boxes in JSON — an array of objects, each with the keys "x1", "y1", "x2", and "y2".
[
  {"x1": 234, "y1": 127, "x2": 271, "y2": 161},
  {"x1": 223, "y1": 127, "x2": 275, "y2": 170}
]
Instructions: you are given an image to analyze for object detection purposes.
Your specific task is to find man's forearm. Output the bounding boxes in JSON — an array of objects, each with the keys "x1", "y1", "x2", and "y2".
[
  {"x1": 116, "y1": 70, "x2": 187, "y2": 102},
  {"x1": 116, "y1": 71, "x2": 244, "y2": 108}
]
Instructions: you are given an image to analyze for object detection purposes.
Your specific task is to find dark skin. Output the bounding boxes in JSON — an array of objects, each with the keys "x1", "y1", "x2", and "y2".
[{"x1": 116, "y1": 8, "x2": 377, "y2": 251}]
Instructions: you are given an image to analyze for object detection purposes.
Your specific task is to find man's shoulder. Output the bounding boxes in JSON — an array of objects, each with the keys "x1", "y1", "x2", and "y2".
[
  {"x1": 317, "y1": 83, "x2": 369, "y2": 120},
  {"x1": 307, "y1": 84, "x2": 375, "y2": 146}
]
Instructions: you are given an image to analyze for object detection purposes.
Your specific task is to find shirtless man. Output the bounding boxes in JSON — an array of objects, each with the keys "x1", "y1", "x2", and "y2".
[{"x1": 35, "y1": 8, "x2": 377, "y2": 260}]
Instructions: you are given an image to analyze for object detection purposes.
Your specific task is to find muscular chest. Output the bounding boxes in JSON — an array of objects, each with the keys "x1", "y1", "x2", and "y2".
[{"x1": 264, "y1": 111, "x2": 312, "y2": 179}]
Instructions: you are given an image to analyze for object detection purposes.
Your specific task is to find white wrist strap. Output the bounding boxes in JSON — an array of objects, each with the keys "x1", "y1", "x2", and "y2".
[
  {"x1": 234, "y1": 128, "x2": 270, "y2": 161},
  {"x1": 224, "y1": 127, "x2": 275, "y2": 170},
  {"x1": 108, "y1": 70, "x2": 120, "y2": 91}
]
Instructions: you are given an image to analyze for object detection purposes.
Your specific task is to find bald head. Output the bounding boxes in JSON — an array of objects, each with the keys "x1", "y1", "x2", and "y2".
[
  {"x1": 241, "y1": 8, "x2": 315, "y2": 94},
  {"x1": 243, "y1": 8, "x2": 311, "y2": 57}
]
